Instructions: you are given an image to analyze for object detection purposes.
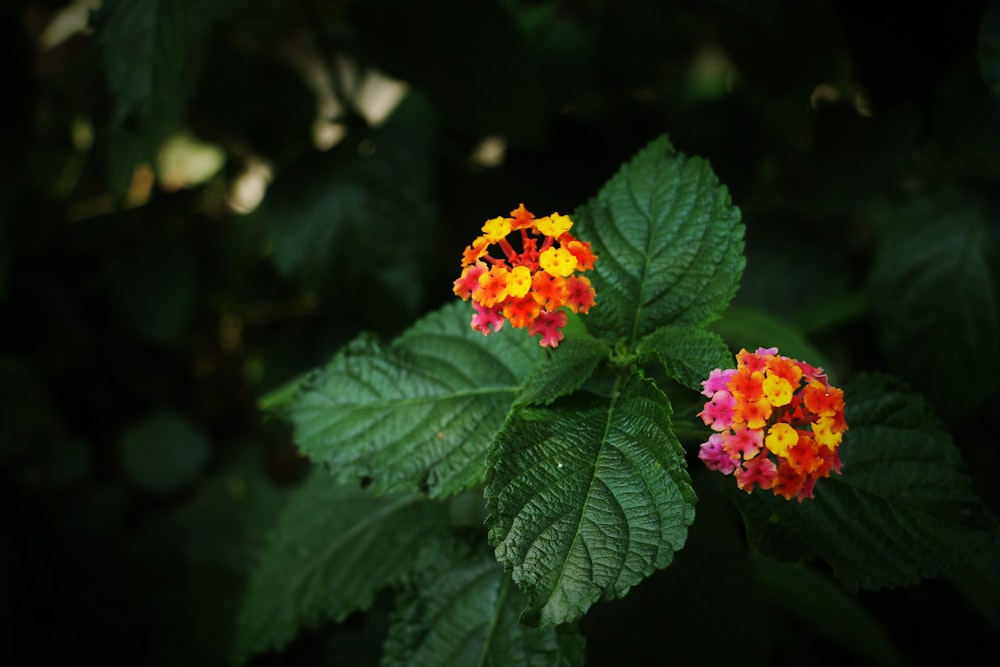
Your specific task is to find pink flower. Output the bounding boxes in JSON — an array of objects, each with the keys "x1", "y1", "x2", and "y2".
[
  {"x1": 471, "y1": 302, "x2": 505, "y2": 335},
  {"x1": 734, "y1": 456, "x2": 778, "y2": 493},
  {"x1": 722, "y1": 425, "x2": 763, "y2": 460},
  {"x1": 699, "y1": 434, "x2": 737, "y2": 474},
  {"x1": 698, "y1": 390, "x2": 736, "y2": 431},
  {"x1": 701, "y1": 368, "x2": 736, "y2": 397},
  {"x1": 527, "y1": 309, "x2": 568, "y2": 347}
]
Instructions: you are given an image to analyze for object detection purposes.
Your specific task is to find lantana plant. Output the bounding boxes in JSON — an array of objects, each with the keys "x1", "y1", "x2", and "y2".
[{"x1": 235, "y1": 135, "x2": 999, "y2": 666}]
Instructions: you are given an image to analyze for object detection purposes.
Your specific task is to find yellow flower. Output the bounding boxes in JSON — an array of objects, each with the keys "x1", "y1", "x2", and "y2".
[
  {"x1": 539, "y1": 247, "x2": 578, "y2": 277},
  {"x1": 765, "y1": 422, "x2": 799, "y2": 457},
  {"x1": 506, "y1": 265, "x2": 532, "y2": 298},
  {"x1": 762, "y1": 375, "x2": 793, "y2": 407},
  {"x1": 535, "y1": 213, "x2": 573, "y2": 237},
  {"x1": 481, "y1": 216, "x2": 512, "y2": 242}
]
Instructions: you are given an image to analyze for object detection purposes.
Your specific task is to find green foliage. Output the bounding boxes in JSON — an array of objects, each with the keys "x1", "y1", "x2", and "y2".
[
  {"x1": 980, "y1": 1, "x2": 1000, "y2": 98},
  {"x1": 751, "y1": 557, "x2": 904, "y2": 667},
  {"x1": 486, "y1": 372, "x2": 695, "y2": 626},
  {"x1": 108, "y1": 240, "x2": 195, "y2": 346},
  {"x1": 736, "y1": 373, "x2": 999, "y2": 591},
  {"x1": 95, "y1": 0, "x2": 226, "y2": 196},
  {"x1": 636, "y1": 326, "x2": 733, "y2": 391},
  {"x1": 252, "y1": 115, "x2": 436, "y2": 321},
  {"x1": 384, "y1": 540, "x2": 585, "y2": 667},
  {"x1": 515, "y1": 335, "x2": 609, "y2": 407},
  {"x1": 709, "y1": 305, "x2": 837, "y2": 380},
  {"x1": 273, "y1": 301, "x2": 543, "y2": 498},
  {"x1": 233, "y1": 471, "x2": 450, "y2": 664},
  {"x1": 347, "y1": 0, "x2": 546, "y2": 144},
  {"x1": 870, "y1": 190, "x2": 1000, "y2": 417},
  {"x1": 119, "y1": 411, "x2": 209, "y2": 494},
  {"x1": 574, "y1": 135, "x2": 744, "y2": 349}
]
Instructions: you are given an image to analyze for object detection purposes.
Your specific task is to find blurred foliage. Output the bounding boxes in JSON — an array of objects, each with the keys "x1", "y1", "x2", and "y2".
[{"x1": 3, "y1": 0, "x2": 999, "y2": 665}]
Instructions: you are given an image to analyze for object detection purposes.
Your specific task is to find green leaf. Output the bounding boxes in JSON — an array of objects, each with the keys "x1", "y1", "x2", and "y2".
[
  {"x1": 574, "y1": 135, "x2": 744, "y2": 349},
  {"x1": 980, "y1": 1, "x2": 1000, "y2": 97},
  {"x1": 255, "y1": 125, "x2": 435, "y2": 322},
  {"x1": 946, "y1": 541, "x2": 1000, "y2": 635},
  {"x1": 233, "y1": 470, "x2": 448, "y2": 665},
  {"x1": 736, "y1": 373, "x2": 1000, "y2": 591},
  {"x1": 636, "y1": 326, "x2": 733, "y2": 391},
  {"x1": 515, "y1": 335, "x2": 608, "y2": 407},
  {"x1": 95, "y1": 0, "x2": 223, "y2": 195},
  {"x1": 870, "y1": 190, "x2": 1000, "y2": 417},
  {"x1": 709, "y1": 305, "x2": 835, "y2": 377},
  {"x1": 384, "y1": 540, "x2": 584, "y2": 667},
  {"x1": 753, "y1": 557, "x2": 904, "y2": 667},
  {"x1": 277, "y1": 301, "x2": 543, "y2": 498},
  {"x1": 119, "y1": 411, "x2": 209, "y2": 494},
  {"x1": 485, "y1": 372, "x2": 696, "y2": 626},
  {"x1": 166, "y1": 449, "x2": 285, "y2": 661}
]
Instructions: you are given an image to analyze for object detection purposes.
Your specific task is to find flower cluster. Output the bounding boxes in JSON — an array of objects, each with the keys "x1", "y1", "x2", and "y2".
[
  {"x1": 452, "y1": 204, "x2": 597, "y2": 347},
  {"x1": 697, "y1": 347, "x2": 847, "y2": 501}
]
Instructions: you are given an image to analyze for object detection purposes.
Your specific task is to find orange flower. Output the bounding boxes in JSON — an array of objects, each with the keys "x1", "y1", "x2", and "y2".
[
  {"x1": 454, "y1": 204, "x2": 597, "y2": 347},
  {"x1": 698, "y1": 347, "x2": 848, "y2": 501}
]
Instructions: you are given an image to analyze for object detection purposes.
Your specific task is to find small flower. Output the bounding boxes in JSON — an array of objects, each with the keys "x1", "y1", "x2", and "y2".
[
  {"x1": 528, "y1": 309, "x2": 568, "y2": 348},
  {"x1": 453, "y1": 204, "x2": 598, "y2": 347},
  {"x1": 471, "y1": 301, "x2": 505, "y2": 335},
  {"x1": 699, "y1": 433, "x2": 738, "y2": 475},
  {"x1": 697, "y1": 348, "x2": 848, "y2": 501}
]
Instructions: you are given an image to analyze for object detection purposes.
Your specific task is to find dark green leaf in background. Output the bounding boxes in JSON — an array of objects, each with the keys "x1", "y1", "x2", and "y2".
[
  {"x1": 736, "y1": 373, "x2": 1000, "y2": 591},
  {"x1": 271, "y1": 301, "x2": 543, "y2": 498},
  {"x1": 574, "y1": 135, "x2": 744, "y2": 349},
  {"x1": 636, "y1": 325, "x2": 733, "y2": 391},
  {"x1": 945, "y1": 541, "x2": 1000, "y2": 636},
  {"x1": 979, "y1": 1, "x2": 1000, "y2": 98},
  {"x1": 254, "y1": 117, "x2": 436, "y2": 326},
  {"x1": 709, "y1": 305, "x2": 837, "y2": 379},
  {"x1": 870, "y1": 191, "x2": 1000, "y2": 417},
  {"x1": 384, "y1": 539, "x2": 584, "y2": 667},
  {"x1": 108, "y1": 240, "x2": 195, "y2": 346},
  {"x1": 753, "y1": 557, "x2": 904, "y2": 667},
  {"x1": 347, "y1": 0, "x2": 546, "y2": 145},
  {"x1": 95, "y1": 0, "x2": 225, "y2": 196},
  {"x1": 233, "y1": 471, "x2": 449, "y2": 665},
  {"x1": 119, "y1": 410, "x2": 209, "y2": 494},
  {"x1": 486, "y1": 372, "x2": 696, "y2": 626}
]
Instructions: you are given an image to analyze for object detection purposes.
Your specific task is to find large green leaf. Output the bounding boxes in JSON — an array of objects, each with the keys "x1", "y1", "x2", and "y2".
[
  {"x1": 736, "y1": 373, "x2": 1000, "y2": 591},
  {"x1": 870, "y1": 190, "x2": 1000, "y2": 417},
  {"x1": 573, "y1": 135, "x2": 744, "y2": 349},
  {"x1": 384, "y1": 540, "x2": 584, "y2": 667},
  {"x1": 980, "y1": 1, "x2": 1000, "y2": 97},
  {"x1": 275, "y1": 301, "x2": 543, "y2": 498},
  {"x1": 485, "y1": 372, "x2": 696, "y2": 626},
  {"x1": 233, "y1": 471, "x2": 449, "y2": 665},
  {"x1": 636, "y1": 325, "x2": 733, "y2": 391}
]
